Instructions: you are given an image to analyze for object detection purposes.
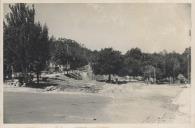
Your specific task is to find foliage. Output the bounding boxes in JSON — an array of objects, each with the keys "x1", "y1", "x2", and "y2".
[
  {"x1": 50, "y1": 38, "x2": 88, "y2": 71},
  {"x1": 124, "y1": 48, "x2": 143, "y2": 76},
  {"x1": 4, "y1": 4, "x2": 50, "y2": 83},
  {"x1": 3, "y1": 4, "x2": 191, "y2": 84},
  {"x1": 92, "y1": 48, "x2": 123, "y2": 81}
]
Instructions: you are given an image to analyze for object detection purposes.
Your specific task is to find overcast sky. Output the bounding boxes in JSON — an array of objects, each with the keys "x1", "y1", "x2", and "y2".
[{"x1": 4, "y1": 3, "x2": 191, "y2": 53}]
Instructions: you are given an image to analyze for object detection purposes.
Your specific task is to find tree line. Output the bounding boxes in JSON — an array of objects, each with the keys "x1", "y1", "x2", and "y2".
[
  {"x1": 4, "y1": 4, "x2": 191, "y2": 85},
  {"x1": 91, "y1": 47, "x2": 191, "y2": 83}
]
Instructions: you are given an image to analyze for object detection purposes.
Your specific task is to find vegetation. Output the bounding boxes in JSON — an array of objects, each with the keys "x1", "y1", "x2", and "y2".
[
  {"x1": 92, "y1": 48, "x2": 123, "y2": 82},
  {"x1": 3, "y1": 3, "x2": 191, "y2": 85},
  {"x1": 49, "y1": 38, "x2": 89, "y2": 73},
  {"x1": 91, "y1": 47, "x2": 191, "y2": 83},
  {"x1": 4, "y1": 4, "x2": 50, "y2": 84}
]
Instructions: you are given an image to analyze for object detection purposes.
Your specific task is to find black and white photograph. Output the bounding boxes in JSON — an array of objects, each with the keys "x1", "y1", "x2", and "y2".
[{"x1": 1, "y1": 0, "x2": 193, "y2": 126}]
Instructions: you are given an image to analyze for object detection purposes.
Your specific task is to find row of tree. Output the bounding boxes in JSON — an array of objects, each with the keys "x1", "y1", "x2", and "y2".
[
  {"x1": 3, "y1": 4, "x2": 91, "y2": 84},
  {"x1": 91, "y1": 47, "x2": 191, "y2": 82},
  {"x1": 3, "y1": 4, "x2": 191, "y2": 84}
]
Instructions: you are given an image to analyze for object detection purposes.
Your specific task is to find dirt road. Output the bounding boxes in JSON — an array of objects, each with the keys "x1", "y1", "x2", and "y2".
[
  {"x1": 4, "y1": 92, "x2": 112, "y2": 123},
  {"x1": 3, "y1": 83, "x2": 190, "y2": 123}
]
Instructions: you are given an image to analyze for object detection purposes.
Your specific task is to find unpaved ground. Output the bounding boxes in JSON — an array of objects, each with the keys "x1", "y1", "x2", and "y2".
[
  {"x1": 101, "y1": 84, "x2": 190, "y2": 123},
  {"x1": 4, "y1": 92, "x2": 112, "y2": 123},
  {"x1": 172, "y1": 87, "x2": 191, "y2": 123},
  {"x1": 3, "y1": 82, "x2": 190, "y2": 123}
]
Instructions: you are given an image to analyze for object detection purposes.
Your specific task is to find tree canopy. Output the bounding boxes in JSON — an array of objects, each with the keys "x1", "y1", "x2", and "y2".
[
  {"x1": 92, "y1": 48, "x2": 124, "y2": 81},
  {"x1": 4, "y1": 4, "x2": 50, "y2": 83}
]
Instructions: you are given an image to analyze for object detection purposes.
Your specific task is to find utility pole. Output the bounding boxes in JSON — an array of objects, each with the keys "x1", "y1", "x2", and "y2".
[
  {"x1": 153, "y1": 65, "x2": 156, "y2": 84},
  {"x1": 188, "y1": 29, "x2": 191, "y2": 84},
  {"x1": 187, "y1": 54, "x2": 190, "y2": 84},
  {"x1": 11, "y1": 65, "x2": 14, "y2": 81},
  {"x1": 66, "y1": 43, "x2": 70, "y2": 74}
]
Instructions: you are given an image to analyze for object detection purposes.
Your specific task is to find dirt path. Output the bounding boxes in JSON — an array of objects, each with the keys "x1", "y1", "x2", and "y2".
[
  {"x1": 101, "y1": 84, "x2": 184, "y2": 123},
  {"x1": 3, "y1": 83, "x2": 189, "y2": 123}
]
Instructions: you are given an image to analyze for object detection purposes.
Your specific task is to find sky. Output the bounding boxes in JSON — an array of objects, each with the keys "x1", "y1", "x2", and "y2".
[{"x1": 3, "y1": 3, "x2": 191, "y2": 54}]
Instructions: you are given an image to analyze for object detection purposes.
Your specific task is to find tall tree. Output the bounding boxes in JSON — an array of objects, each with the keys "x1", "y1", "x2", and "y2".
[
  {"x1": 165, "y1": 53, "x2": 181, "y2": 80},
  {"x1": 124, "y1": 48, "x2": 143, "y2": 76},
  {"x1": 182, "y1": 47, "x2": 191, "y2": 83},
  {"x1": 4, "y1": 4, "x2": 35, "y2": 82},
  {"x1": 93, "y1": 48, "x2": 123, "y2": 82},
  {"x1": 50, "y1": 38, "x2": 88, "y2": 73},
  {"x1": 4, "y1": 4, "x2": 50, "y2": 84},
  {"x1": 29, "y1": 23, "x2": 50, "y2": 83}
]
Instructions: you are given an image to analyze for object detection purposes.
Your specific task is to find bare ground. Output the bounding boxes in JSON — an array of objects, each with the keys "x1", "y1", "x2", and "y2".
[{"x1": 3, "y1": 77, "x2": 191, "y2": 123}]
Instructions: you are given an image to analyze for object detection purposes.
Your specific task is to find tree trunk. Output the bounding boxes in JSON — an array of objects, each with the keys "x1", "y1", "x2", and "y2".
[
  {"x1": 67, "y1": 70, "x2": 69, "y2": 75},
  {"x1": 36, "y1": 72, "x2": 39, "y2": 84},
  {"x1": 108, "y1": 74, "x2": 111, "y2": 82},
  {"x1": 21, "y1": 65, "x2": 28, "y2": 85}
]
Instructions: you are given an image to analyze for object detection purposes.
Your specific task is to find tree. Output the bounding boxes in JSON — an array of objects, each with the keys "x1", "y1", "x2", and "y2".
[
  {"x1": 165, "y1": 53, "x2": 181, "y2": 80},
  {"x1": 181, "y1": 47, "x2": 191, "y2": 83},
  {"x1": 50, "y1": 38, "x2": 88, "y2": 73},
  {"x1": 142, "y1": 65, "x2": 155, "y2": 80},
  {"x1": 149, "y1": 53, "x2": 165, "y2": 80},
  {"x1": 127, "y1": 47, "x2": 142, "y2": 60},
  {"x1": 4, "y1": 4, "x2": 50, "y2": 84},
  {"x1": 4, "y1": 4, "x2": 35, "y2": 83},
  {"x1": 29, "y1": 23, "x2": 50, "y2": 83},
  {"x1": 124, "y1": 48, "x2": 143, "y2": 76},
  {"x1": 93, "y1": 48, "x2": 123, "y2": 82}
]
